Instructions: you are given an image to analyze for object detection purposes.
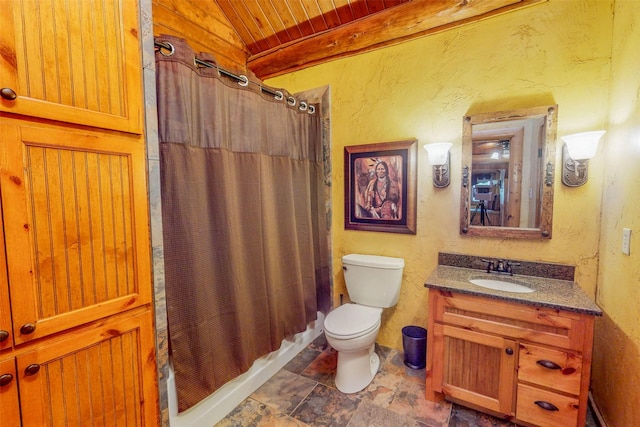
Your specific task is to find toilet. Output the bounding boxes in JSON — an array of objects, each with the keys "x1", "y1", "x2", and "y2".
[{"x1": 324, "y1": 253, "x2": 405, "y2": 393}]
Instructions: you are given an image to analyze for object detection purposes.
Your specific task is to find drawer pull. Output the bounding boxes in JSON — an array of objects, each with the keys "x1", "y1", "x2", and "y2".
[
  {"x1": 505, "y1": 348, "x2": 514, "y2": 355},
  {"x1": 0, "y1": 373, "x2": 13, "y2": 387},
  {"x1": 0, "y1": 330, "x2": 9, "y2": 342},
  {"x1": 534, "y1": 400, "x2": 559, "y2": 411},
  {"x1": 20, "y1": 323, "x2": 36, "y2": 335},
  {"x1": 24, "y1": 364, "x2": 40, "y2": 376},
  {"x1": 536, "y1": 359, "x2": 561, "y2": 370},
  {"x1": 1, "y1": 87, "x2": 17, "y2": 100}
]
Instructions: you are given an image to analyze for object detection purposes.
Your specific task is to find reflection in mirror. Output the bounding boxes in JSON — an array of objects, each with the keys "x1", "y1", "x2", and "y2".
[{"x1": 460, "y1": 105, "x2": 557, "y2": 239}]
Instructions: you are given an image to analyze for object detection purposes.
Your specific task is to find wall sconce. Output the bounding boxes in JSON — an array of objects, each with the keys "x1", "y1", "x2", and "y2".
[
  {"x1": 424, "y1": 142, "x2": 452, "y2": 188},
  {"x1": 561, "y1": 130, "x2": 605, "y2": 187}
]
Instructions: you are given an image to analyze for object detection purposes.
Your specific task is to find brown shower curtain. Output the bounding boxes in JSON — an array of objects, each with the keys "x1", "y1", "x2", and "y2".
[{"x1": 155, "y1": 36, "x2": 330, "y2": 412}]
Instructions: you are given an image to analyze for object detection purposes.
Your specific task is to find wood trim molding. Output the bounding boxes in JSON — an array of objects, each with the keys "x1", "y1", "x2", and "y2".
[{"x1": 248, "y1": 0, "x2": 546, "y2": 79}]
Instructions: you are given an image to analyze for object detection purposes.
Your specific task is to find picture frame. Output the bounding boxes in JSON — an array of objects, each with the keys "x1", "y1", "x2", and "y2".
[{"x1": 344, "y1": 139, "x2": 417, "y2": 234}]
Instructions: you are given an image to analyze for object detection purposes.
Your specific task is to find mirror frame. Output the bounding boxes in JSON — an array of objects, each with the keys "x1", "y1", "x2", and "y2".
[{"x1": 460, "y1": 105, "x2": 558, "y2": 239}]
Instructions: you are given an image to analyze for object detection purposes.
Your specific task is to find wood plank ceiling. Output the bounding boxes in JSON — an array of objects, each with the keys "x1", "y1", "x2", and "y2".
[{"x1": 214, "y1": 0, "x2": 545, "y2": 79}]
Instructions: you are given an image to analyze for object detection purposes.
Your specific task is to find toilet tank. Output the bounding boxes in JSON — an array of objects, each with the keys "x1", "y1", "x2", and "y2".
[{"x1": 342, "y1": 254, "x2": 405, "y2": 308}]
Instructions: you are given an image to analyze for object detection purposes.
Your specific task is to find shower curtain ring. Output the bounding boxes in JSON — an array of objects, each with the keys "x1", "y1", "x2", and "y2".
[
  {"x1": 287, "y1": 96, "x2": 296, "y2": 106},
  {"x1": 274, "y1": 91, "x2": 284, "y2": 101},
  {"x1": 298, "y1": 101, "x2": 308, "y2": 112},
  {"x1": 308, "y1": 105, "x2": 316, "y2": 114},
  {"x1": 157, "y1": 41, "x2": 175, "y2": 57},
  {"x1": 237, "y1": 75, "x2": 249, "y2": 87}
]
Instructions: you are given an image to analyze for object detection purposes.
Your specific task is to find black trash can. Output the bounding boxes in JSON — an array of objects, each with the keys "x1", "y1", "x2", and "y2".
[{"x1": 402, "y1": 326, "x2": 427, "y2": 369}]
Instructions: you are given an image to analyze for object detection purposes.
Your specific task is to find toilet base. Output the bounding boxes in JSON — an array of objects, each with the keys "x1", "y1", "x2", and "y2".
[{"x1": 334, "y1": 344, "x2": 380, "y2": 393}]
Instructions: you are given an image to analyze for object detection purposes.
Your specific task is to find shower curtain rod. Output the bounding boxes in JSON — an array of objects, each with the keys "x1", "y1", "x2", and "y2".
[{"x1": 154, "y1": 40, "x2": 315, "y2": 114}]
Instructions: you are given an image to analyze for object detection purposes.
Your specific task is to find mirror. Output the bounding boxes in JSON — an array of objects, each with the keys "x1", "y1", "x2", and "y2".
[{"x1": 460, "y1": 105, "x2": 557, "y2": 239}]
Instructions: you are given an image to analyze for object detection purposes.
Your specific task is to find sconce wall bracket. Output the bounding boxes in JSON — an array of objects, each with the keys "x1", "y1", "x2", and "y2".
[
  {"x1": 432, "y1": 154, "x2": 450, "y2": 188},
  {"x1": 561, "y1": 144, "x2": 589, "y2": 187}
]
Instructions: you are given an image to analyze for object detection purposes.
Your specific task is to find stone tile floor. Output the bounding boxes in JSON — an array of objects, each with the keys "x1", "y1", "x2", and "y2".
[{"x1": 217, "y1": 334, "x2": 598, "y2": 426}]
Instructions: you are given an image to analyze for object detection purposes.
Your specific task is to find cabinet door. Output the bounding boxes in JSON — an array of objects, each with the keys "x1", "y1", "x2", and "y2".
[
  {"x1": 0, "y1": 120, "x2": 151, "y2": 345},
  {"x1": 434, "y1": 323, "x2": 517, "y2": 416},
  {"x1": 0, "y1": 357, "x2": 21, "y2": 424},
  {"x1": 0, "y1": 208, "x2": 12, "y2": 351},
  {"x1": 16, "y1": 311, "x2": 157, "y2": 426},
  {"x1": 0, "y1": 0, "x2": 143, "y2": 134}
]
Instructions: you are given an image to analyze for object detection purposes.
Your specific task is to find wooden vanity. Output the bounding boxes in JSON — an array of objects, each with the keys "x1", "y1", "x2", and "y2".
[{"x1": 425, "y1": 261, "x2": 602, "y2": 427}]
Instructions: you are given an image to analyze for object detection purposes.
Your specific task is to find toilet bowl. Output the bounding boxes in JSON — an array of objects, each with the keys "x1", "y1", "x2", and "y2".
[
  {"x1": 324, "y1": 303, "x2": 383, "y2": 393},
  {"x1": 323, "y1": 253, "x2": 404, "y2": 394}
]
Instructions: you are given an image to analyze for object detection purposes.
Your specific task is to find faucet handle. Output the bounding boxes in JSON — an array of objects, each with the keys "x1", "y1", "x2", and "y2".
[
  {"x1": 481, "y1": 259, "x2": 495, "y2": 272},
  {"x1": 506, "y1": 261, "x2": 521, "y2": 275}
]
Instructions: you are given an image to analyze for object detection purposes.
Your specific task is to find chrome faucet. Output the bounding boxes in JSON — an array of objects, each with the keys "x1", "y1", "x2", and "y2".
[{"x1": 481, "y1": 259, "x2": 520, "y2": 275}]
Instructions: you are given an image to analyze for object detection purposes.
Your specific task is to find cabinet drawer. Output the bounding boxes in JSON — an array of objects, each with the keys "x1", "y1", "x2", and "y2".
[
  {"x1": 516, "y1": 383, "x2": 579, "y2": 427},
  {"x1": 519, "y1": 343, "x2": 582, "y2": 395},
  {"x1": 434, "y1": 291, "x2": 590, "y2": 351}
]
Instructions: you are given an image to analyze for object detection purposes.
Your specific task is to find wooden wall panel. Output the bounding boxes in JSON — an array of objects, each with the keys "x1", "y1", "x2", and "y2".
[{"x1": 152, "y1": 0, "x2": 248, "y2": 71}]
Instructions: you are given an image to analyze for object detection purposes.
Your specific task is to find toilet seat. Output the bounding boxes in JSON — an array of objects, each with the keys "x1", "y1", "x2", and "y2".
[{"x1": 324, "y1": 303, "x2": 381, "y2": 339}]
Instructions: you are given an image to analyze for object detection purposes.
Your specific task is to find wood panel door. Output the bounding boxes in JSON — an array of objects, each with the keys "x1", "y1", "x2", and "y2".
[
  {"x1": 16, "y1": 311, "x2": 158, "y2": 426},
  {"x1": 435, "y1": 323, "x2": 517, "y2": 416},
  {"x1": 0, "y1": 119, "x2": 151, "y2": 345},
  {"x1": 0, "y1": 0, "x2": 143, "y2": 134},
  {"x1": 0, "y1": 356, "x2": 21, "y2": 423},
  {"x1": 0, "y1": 206, "x2": 12, "y2": 351}
]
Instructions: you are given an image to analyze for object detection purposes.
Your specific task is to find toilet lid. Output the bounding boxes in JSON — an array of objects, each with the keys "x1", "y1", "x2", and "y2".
[{"x1": 324, "y1": 304, "x2": 381, "y2": 338}]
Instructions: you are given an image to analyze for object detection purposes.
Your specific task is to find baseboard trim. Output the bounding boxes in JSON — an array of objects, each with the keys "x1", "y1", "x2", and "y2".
[{"x1": 588, "y1": 392, "x2": 608, "y2": 427}]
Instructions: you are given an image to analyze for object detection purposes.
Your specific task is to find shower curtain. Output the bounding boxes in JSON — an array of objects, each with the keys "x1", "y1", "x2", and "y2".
[{"x1": 155, "y1": 36, "x2": 330, "y2": 412}]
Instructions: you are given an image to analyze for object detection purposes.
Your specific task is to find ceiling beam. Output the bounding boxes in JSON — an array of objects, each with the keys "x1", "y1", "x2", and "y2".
[{"x1": 248, "y1": 0, "x2": 545, "y2": 80}]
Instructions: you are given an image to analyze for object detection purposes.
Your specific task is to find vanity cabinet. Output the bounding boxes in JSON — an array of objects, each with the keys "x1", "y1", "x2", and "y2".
[{"x1": 426, "y1": 289, "x2": 595, "y2": 427}]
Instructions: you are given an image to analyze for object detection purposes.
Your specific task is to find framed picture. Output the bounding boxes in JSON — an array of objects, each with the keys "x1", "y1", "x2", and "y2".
[{"x1": 344, "y1": 139, "x2": 417, "y2": 234}]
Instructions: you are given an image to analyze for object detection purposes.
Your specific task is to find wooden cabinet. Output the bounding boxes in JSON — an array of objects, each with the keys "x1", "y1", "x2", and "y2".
[
  {"x1": 0, "y1": 357, "x2": 21, "y2": 422},
  {"x1": 0, "y1": 0, "x2": 143, "y2": 134},
  {"x1": 0, "y1": 120, "x2": 152, "y2": 346},
  {"x1": 426, "y1": 289, "x2": 595, "y2": 427},
  {"x1": 0, "y1": 1, "x2": 158, "y2": 425},
  {"x1": 1, "y1": 310, "x2": 157, "y2": 426},
  {"x1": 0, "y1": 119, "x2": 158, "y2": 426},
  {"x1": 433, "y1": 323, "x2": 517, "y2": 415}
]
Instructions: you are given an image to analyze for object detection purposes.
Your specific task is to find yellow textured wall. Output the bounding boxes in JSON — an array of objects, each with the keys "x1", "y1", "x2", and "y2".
[
  {"x1": 270, "y1": 1, "x2": 640, "y2": 424},
  {"x1": 269, "y1": 0, "x2": 610, "y2": 346},
  {"x1": 592, "y1": 1, "x2": 640, "y2": 426}
]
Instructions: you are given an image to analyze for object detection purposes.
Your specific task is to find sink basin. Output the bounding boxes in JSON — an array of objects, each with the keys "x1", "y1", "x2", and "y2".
[{"x1": 469, "y1": 278, "x2": 535, "y2": 293}]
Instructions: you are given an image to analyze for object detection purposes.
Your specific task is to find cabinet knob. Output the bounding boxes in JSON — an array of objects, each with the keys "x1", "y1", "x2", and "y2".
[
  {"x1": 24, "y1": 364, "x2": 40, "y2": 376},
  {"x1": 0, "y1": 373, "x2": 13, "y2": 387},
  {"x1": 20, "y1": 323, "x2": 36, "y2": 335},
  {"x1": 0, "y1": 87, "x2": 17, "y2": 101},
  {"x1": 534, "y1": 400, "x2": 559, "y2": 412},
  {"x1": 0, "y1": 330, "x2": 9, "y2": 342},
  {"x1": 505, "y1": 348, "x2": 514, "y2": 355},
  {"x1": 536, "y1": 359, "x2": 561, "y2": 370}
]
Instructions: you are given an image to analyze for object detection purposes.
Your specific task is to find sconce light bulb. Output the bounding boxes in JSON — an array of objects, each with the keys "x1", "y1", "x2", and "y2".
[
  {"x1": 561, "y1": 130, "x2": 605, "y2": 160},
  {"x1": 424, "y1": 142, "x2": 452, "y2": 166}
]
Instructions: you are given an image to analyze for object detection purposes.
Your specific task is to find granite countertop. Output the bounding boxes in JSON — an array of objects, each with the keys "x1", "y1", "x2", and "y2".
[{"x1": 425, "y1": 265, "x2": 603, "y2": 316}]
